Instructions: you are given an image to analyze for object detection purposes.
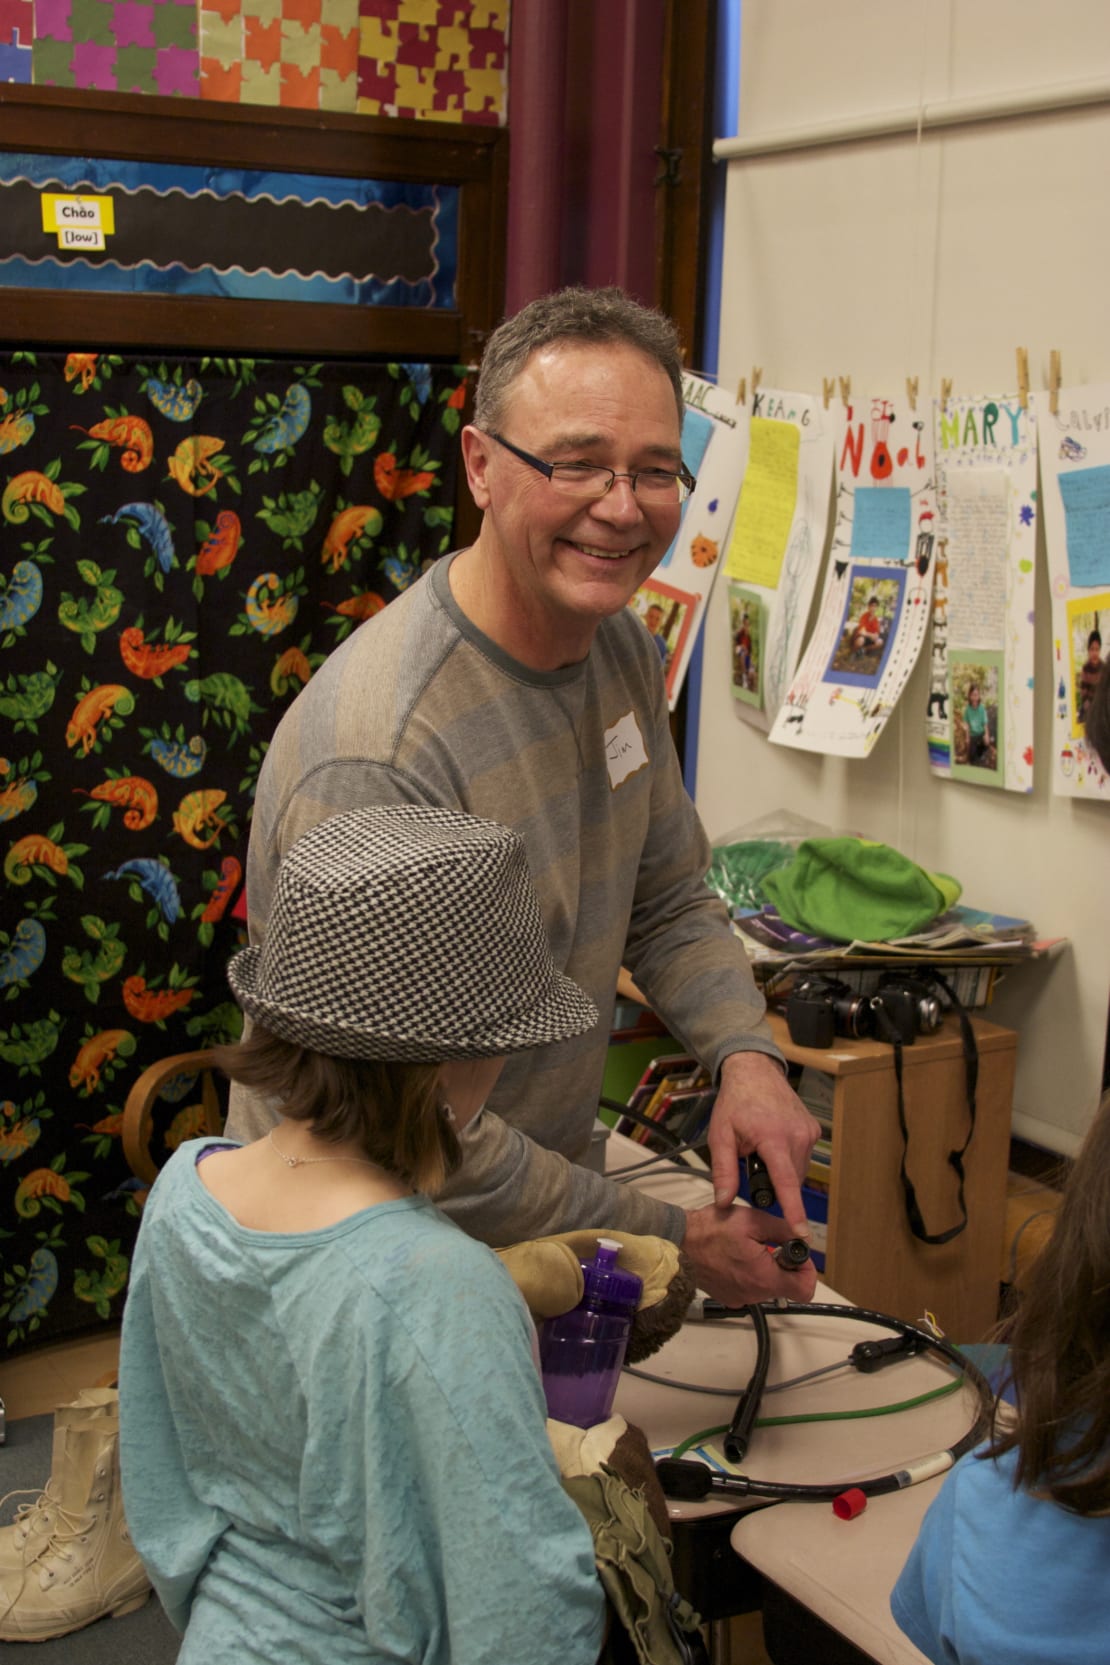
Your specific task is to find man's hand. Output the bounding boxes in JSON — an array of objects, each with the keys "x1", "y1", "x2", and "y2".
[
  {"x1": 709, "y1": 1052, "x2": 821, "y2": 1236},
  {"x1": 682, "y1": 1202, "x2": 819, "y2": 1305}
]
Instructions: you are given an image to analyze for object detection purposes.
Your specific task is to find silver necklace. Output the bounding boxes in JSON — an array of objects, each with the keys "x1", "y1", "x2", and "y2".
[{"x1": 268, "y1": 1128, "x2": 377, "y2": 1170}]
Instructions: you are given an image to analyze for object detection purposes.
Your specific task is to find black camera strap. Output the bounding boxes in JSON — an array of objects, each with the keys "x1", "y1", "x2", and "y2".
[{"x1": 870, "y1": 973, "x2": 978, "y2": 1245}]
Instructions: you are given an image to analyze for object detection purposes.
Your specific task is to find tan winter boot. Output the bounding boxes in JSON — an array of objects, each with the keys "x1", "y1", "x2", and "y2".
[
  {"x1": 0, "y1": 1411, "x2": 151, "y2": 1641},
  {"x1": 0, "y1": 1388, "x2": 119, "y2": 1576}
]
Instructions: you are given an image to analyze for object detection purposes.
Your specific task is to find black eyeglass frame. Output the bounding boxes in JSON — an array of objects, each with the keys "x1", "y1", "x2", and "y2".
[{"x1": 485, "y1": 430, "x2": 696, "y2": 503}]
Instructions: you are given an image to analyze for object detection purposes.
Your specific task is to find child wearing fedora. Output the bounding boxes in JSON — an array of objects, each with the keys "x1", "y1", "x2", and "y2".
[{"x1": 118, "y1": 805, "x2": 607, "y2": 1665}]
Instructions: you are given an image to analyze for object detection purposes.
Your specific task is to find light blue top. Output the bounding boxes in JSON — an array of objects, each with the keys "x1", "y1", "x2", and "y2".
[
  {"x1": 891, "y1": 1443, "x2": 1110, "y2": 1664},
  {"x1": 119, "y1": 1139, "x2": 605, "y2": 1665}
]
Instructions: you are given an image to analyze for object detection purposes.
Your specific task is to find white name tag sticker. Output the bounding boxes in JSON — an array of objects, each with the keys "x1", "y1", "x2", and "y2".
[
  {"x1": 58, "y1": 226, "x2": 106, "y2": 251},
  {"x1": 604, "y1": 709, "x2": 649, "y2": 789}
]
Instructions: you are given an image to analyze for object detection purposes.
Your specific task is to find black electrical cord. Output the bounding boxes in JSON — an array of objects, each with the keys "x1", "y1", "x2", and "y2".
[
  {"x1": 656, "y1": 1300, "x2": 992, "y2": 1505},
  {"x1": 722, "y1": 1303, "x2": 769, "y2": 1463}
]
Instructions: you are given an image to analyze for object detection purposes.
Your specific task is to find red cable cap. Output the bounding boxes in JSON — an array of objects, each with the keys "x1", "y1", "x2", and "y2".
[{"x1": 832, "y1": 1487, "x2": 867, "y2": 1520}]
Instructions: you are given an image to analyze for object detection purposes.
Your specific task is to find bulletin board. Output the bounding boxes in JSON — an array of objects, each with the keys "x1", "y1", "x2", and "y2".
[{"x1": 0, "y1": 84, "x2": 508, "y2": 364}]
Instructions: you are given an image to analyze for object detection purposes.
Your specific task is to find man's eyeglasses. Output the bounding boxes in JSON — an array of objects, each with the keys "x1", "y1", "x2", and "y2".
[{"x1": 486, "y1": 431, "x2": 696, "y2": 505}]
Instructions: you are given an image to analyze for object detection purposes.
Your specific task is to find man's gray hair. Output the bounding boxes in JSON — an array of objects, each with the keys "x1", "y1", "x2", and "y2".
[{"x1": 473, "y1": 286, "x2": 685, "y2": 432}]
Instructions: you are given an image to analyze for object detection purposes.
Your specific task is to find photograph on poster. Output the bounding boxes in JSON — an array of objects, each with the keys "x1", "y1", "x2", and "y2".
[
  {"x1": 631, "y1": 577, "x2": 700, "y2": 703},
  {"x1": 727, "y1": 582, "x2": 762, "y2": 707},
  {"x1": 950, "y1": 651, "x2": 1003, "y2": 782},
  {"x1": 825, "y1": 566, "x2": 905, "y2": 686},
  {"x1": 1068, "y1": 594, "x2": 1109, "y2": 736}
]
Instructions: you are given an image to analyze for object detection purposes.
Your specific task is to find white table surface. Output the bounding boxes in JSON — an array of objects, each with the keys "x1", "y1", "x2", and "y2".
[{"x1": 605, "y1": 1129, "x2": 974, "y2": 1657}]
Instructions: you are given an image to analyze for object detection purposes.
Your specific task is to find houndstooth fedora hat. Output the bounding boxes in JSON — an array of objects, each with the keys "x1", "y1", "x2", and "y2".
[{"x1": 227, "y1": 805, "x2": 599, "y2": 1061}]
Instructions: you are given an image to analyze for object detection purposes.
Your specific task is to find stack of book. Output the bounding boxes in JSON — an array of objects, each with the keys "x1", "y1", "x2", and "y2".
[
  {"x1": 730, "y1": 903, "x2": 1062, "y2": 1010},
  {"x1": 614, "y1": 1052, "x2": 716, "y2": 1150}
]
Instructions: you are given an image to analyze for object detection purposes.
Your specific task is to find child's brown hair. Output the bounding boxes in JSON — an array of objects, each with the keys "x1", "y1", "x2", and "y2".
[{"x1": 211, "y1": 1028, "x2": 460, "y2": 1196}]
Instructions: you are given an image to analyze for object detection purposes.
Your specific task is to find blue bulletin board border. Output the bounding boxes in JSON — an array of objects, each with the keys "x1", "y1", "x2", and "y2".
[{"x1": 0, "y1": 151, "x2": 459, "y2": 309}]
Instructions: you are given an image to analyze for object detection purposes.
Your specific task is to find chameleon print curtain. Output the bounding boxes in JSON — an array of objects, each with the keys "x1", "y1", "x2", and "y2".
[{"x1": 0, "y1": 349, "x2": 464, "y2": 1353}]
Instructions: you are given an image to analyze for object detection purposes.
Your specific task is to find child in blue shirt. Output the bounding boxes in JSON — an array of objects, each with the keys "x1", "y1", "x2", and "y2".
[
  {"x1": 119, "y1": 805, "x2": 607, "y2": 1665},
  {"x1": 892, "y1": 1088, "x2": 1110, "y2": 1663}
]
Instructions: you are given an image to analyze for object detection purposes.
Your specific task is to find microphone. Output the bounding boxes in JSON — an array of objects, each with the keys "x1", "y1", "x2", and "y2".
[{"x1": 655, "y1": 1459, "x2": 753, "y2": 1500}]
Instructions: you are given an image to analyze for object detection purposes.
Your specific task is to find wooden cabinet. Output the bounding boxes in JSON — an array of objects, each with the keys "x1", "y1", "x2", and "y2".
[{"x1": 767, "y1": 1010, "x2": 1016, "y2": 1342}]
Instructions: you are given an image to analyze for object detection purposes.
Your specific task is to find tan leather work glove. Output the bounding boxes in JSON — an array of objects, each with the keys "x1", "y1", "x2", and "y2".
[
  {"x1": 496, "y1": 1229, "x2": 694, "y2": 1361},
  {"x1": 547, "y1": 1414, "x2": 672, "y2": 1542}
]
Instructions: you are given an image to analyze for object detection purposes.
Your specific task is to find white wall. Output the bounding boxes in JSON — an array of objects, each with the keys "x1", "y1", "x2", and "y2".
[{"x1": 701, "y1": 0, "x2": 1110, "y2": 1153}]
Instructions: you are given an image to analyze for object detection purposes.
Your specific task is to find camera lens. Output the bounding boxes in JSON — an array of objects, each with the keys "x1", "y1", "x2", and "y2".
[
  {"x1": 917, "y1": 993, "x2": 942, "y2": 1032},
  {"x1": 832, "y1": 992, "x2": 872, "y2": 1038}
]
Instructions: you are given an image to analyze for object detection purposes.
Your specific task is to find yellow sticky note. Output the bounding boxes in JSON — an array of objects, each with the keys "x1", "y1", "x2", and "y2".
[
  {"x1": 725, "y1": 417, "x2": 800, "y2": 588},
  {"x1": 41, "y1": 194, "x2": 115, "y2": 235}
]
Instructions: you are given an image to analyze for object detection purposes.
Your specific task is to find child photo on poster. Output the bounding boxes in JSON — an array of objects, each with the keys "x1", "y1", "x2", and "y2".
[
  {"x1": 631, "y1": 578, "x2": 700, "y2": 704},
  {"x1": 728, "y1": 582, "x2": 762, "y2": 708},
  {"x1": 1067, "y1": 594, "x2": 1109, "y2": 736},
  {"x1": 825, "y1": 566, "x2": 905, "y2": 687},
  {"x1": 951, "y1": 650, "x2": 1003, "y2": 784}
]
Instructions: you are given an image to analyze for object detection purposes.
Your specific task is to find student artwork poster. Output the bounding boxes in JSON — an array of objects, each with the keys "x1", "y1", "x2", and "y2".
[
  {"x1": 928, "y1": 394, "x2": 1037, "y2": 792},
  {"x1": 637, "y1": 373, "x2": 748, "y2": 709},
  {"x1": 722, "y1": 388, "x2": 833, "y2": 730},
  {"x1": 1032, "y1": 383, "x2": 1110, "y2": 801},
  {"x1": 769, "y1": 394, "x2": 936, "y2": 758}
]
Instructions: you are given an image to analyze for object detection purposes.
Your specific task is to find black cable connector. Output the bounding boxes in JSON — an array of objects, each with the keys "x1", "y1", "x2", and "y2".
[
  {"x1": 850, "y1": 1334, "x2": 922, "y2": 1373},
  {"x1": 774, "y1": 1238, "x2": 811, "y2": 1270},
  {"x1": 746, "y1": 1152, "x2": 776, "y2": 1211}
]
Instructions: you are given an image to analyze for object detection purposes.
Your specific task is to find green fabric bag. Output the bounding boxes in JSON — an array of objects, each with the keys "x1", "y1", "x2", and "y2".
[
  {"x1": 762, "y1": 836, "x2": 961, "y2": 943},
  {"x1": 562, "y1": 1469, "x2": 706, "y2": 1665}
]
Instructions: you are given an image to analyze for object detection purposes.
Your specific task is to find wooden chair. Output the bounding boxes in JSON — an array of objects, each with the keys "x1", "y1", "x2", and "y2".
[{"x1": 122, "y1": 1049, "x2": 225, "y2": 1185}]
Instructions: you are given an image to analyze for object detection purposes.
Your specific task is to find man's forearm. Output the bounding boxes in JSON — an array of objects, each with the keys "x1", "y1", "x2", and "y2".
[{"x1": 436, "y1": 1113, "x2": 687, "y2": 1246}]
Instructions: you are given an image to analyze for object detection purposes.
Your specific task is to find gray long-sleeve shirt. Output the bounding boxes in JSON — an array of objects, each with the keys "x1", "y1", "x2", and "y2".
[{"x1": 227, "y1": 554, "x2": 781, "y2": 1244}]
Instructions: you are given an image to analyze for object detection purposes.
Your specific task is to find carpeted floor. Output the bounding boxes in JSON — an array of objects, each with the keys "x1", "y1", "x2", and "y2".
[{"x1": 0, "y1": 1412, "x2": 179, "y2": 1662}]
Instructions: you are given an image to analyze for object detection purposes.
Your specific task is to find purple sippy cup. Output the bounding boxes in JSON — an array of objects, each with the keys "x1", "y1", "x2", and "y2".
[{"x1": 539, "y1": 1237, "x2": 643, "y2": 1428}]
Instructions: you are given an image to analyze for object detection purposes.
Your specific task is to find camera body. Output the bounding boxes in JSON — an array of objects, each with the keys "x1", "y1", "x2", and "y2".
[
  {"x1": 785, "y1": 976, "x2": 873, "y2": 1049},
  {"x1": 785, "y1": 972, "x2": 945, "y2": 1050},
  {"x1": 871, "y1": 974, "x2": 943, "y2": 1045}
]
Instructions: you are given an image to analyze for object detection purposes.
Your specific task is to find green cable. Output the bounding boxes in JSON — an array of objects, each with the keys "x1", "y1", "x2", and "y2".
[{"x1": 670, "y1": 1374, "x2": 964, "y2": 1462}]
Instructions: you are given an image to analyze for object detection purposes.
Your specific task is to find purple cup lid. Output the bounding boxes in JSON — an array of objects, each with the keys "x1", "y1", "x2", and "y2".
[{"x1": 579, "y1": 1236, "x2": 643, "y2": 1310}]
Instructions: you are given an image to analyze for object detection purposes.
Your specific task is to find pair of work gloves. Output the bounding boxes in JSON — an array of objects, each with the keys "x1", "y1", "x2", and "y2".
[{"x1": 496, "y1": 1230, "x2": 707, "y2": 1665}]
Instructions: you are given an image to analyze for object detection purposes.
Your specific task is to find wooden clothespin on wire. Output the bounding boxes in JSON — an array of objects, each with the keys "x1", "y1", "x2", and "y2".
[
  {"x1": 906, "y1": 377, "x2": 918, "y2": 412},
  {"x1": 736, "y1": 376, "x2": 747, "y2": 406},
  {"x1": 940, "y1": 377, "x2": 953, "y2": 412},
  {"x1": 838, "y1": 375, "x2": 851, "y2": 407},
  {"x1": 1016, "y1": 347, "x2": 1029, "y2": 410},
  {"x1": 822, "y1": 376, "x2": 835, "y2": 410},
  {"x1": 751, "y1": 366, "x2": 762, "y2": 402},
  {"x1": 1049, "y1": 350, "x2": 1061, "y2": 416}
]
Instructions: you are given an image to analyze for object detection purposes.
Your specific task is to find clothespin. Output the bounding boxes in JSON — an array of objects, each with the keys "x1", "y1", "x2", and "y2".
[
  {"x1": 1016, "y1": 347, "x2": 1029, "y2": 410},
  {"x1": 838, "y1": 376, "x2": 851, "y2": 406},
  {"x1": 822, "y1": 377, "x2": 835, "y2": 410},
  {"x1": 1049, "y1": 349, "x2": 1061, "y2": 416},
  {"x1": 751, "y1": 366, "x2": 762, "y2": 400},
  {"x1": 906, "y1": 377, "x2": 918, "y2": 412},
  {"x1": 736, "y1": 377, "x2": 747, "y2": 406},
  {"x1": 940, "y1": 377, "x2": 953, "y2": 411}
]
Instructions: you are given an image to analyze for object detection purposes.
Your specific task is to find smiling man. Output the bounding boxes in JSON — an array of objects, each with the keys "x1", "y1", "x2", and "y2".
[{"x1": 230, "y1": 287, "x2": 819, "y2": 1307}]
